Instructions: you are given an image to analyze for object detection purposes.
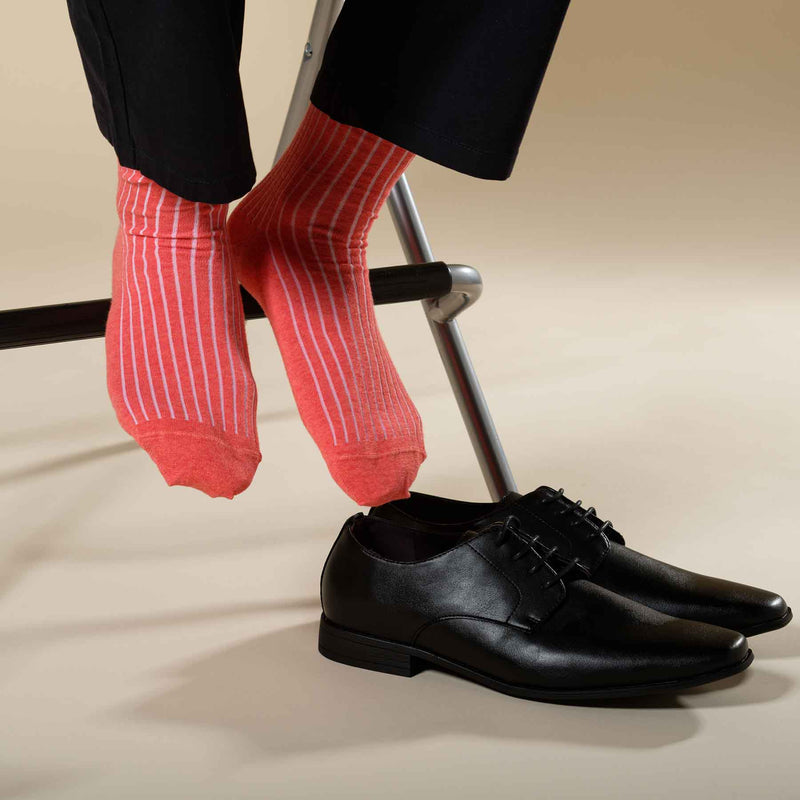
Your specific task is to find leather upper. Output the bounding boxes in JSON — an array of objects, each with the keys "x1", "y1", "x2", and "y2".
[
  {"x1": 321, "y1": 511, "x2": 748, "y2": 689},
  {"x1": 321, "y1": 514, "x2": 567, "y2": 643},
  {"x1": 368, "y1": 486, "x2": 789, "y2": 634}
]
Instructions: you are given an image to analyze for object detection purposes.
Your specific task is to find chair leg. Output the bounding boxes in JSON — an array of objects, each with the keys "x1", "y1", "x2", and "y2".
[{"x1": 387, "y1": 176, "x2": 517, "y2": 501}]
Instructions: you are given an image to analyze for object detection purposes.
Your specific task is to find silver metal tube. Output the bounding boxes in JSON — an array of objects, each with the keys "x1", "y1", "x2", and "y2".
[
  {"x1": 386, "y1": 176, "x2": 517, "y2": 501},
  {"x1": 273, "y1": 0, "x2": 345, "y2": 166}
]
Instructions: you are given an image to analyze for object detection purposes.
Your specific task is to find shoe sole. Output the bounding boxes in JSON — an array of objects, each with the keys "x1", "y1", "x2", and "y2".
[
  {"x1": 318, "y1": 613, "x2": 754, "y2": 701},
  {"x1": 738, "y1": 607, "x2": 793, "y2": 637}
]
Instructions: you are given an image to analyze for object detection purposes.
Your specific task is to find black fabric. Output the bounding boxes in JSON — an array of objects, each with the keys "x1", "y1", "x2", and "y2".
[
  {"x1": 66, "y1": 0, "x2": 572, "y2": 203},
  {"x1": 66, "y1": 0, "x2": 256, "y2": 204},
  {"x1": 310, "y1": 0, "x2": 572, "y2": 182}
]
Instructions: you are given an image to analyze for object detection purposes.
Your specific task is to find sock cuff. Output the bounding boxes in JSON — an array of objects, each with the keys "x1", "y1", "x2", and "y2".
[{"x1": 115, "y1": 163, "x2": 229, "y2": 234}]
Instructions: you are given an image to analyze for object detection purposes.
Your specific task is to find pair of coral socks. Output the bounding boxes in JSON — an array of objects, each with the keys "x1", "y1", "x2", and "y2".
[{"x1": 106, "y1": 103, "x2": 425, "y2": 503}]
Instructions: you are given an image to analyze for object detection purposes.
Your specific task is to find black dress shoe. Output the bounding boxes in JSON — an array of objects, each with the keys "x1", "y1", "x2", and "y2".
[
  {"x1": 367, "y1": 487, "x2": 792, "y2": 637},
  {"x1": 318, "y1": 512, "x2": 753, "y2": 700}
]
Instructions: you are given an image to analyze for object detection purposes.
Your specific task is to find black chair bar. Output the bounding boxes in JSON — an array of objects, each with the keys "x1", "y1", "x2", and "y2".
[{"x1": 0, "y1": 261, "x2": 452, "y2": 350}]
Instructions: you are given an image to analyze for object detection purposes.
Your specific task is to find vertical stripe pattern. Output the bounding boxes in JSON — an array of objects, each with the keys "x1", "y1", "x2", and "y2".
[
  {"x1": 227, "y1": 101, "x2": 425, "y2": 503},
  {"x1": 106, "y1": 164, "x2": 259, "y2": 449}
]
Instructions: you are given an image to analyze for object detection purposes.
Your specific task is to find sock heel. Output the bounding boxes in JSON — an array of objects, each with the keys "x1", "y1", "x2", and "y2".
[{"x1": 318, "y1": 613, "x2": 422, "y2": 677}]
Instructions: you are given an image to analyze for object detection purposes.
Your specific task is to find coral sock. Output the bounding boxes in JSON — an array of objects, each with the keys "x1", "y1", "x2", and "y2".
[
  {"x1": 106, "y1": 164, "x2": 262, "y2": 498},
  {"x1": 227, "y1": 102, "x2": 426, "y2": 506}
]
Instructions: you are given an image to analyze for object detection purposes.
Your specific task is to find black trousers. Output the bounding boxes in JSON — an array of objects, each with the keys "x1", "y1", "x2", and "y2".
[{"x1": 65, "y1": 0, "x2": 572, "y2": 204}]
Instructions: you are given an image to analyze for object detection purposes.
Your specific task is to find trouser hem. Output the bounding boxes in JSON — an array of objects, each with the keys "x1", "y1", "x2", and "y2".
[{"x1": 310, "y1": 84, "x2": 517, "y2": 181}]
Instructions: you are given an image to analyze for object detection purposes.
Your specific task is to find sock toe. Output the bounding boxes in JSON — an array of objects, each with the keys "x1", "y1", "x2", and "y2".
[
  {"x1": 328, "y1": 448, "x2": 426, "y2": 507},
  {"x1": 138, "y1": 432, "x2": 262, "y2": 499}
]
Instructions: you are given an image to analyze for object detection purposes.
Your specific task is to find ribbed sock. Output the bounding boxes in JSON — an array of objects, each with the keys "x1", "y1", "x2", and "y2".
[
  {"x1": 106, "y1": 164, "x2": 261, "y2": 498},
  {"x1": 227, "y1": 102, "x2": 425, "y2": 506}
]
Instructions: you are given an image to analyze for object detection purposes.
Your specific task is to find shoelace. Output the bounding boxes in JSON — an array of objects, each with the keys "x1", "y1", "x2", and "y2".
[
  {"x1": 475, "y1": 514, "x2": 581, "y2": 590},
  {"x1": 540, "y1": 487, "x2": 614, "y2": 541}
]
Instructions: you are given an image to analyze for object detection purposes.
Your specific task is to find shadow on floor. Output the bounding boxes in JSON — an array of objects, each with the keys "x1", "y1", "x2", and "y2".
[
  {"x1": 0, "y1": 401, "x2": 300, "y2": 488},
  {"x1": 746, "y1": 624, "x2": 800, "y2": 661},
  {"x1": 0, "y1": 441, "x2": 136, "y2": 486},
  {"x1": 0, "y1": 767, "x2": 87, "y2": 800},
  {"x1": 0, "y1": 464, "x2": 125, "y2": 600},
  {"x1": 123, "y1": 619, "x2": 794, "y2": 759},
  {"x1": 0, "y1": 598, "x2": 319, "y2": 647},
  {"x1": 0, "y1": 414, "x2": 110, "y2": 447}
]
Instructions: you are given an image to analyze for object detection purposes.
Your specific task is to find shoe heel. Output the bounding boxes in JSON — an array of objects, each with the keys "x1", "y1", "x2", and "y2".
[{"x1": 318, "y1": 614, "x2": 422, "y2": 677}]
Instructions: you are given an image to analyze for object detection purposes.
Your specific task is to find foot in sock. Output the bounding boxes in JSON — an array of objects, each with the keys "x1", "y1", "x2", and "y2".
[
  {"x1": 106, "y1": 164, "x2": 261, "y2": 498},
  {"x1": 227, "y1": 102, "x2": 426, "y2": 506}
]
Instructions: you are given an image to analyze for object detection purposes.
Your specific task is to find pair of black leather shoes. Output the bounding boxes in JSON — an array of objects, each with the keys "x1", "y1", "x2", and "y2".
[{"x1": 318, "y1": 486, "x2": 791, "y2": 701}]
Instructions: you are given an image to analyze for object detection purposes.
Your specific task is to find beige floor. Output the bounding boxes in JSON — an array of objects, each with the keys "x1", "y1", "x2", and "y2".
[{"x1": 2, "y1": 2, "x2": 798, "y2": 799}]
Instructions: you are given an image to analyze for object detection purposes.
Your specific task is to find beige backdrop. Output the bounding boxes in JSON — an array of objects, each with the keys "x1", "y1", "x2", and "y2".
[{"x1": 1, "y1": 2, "x2": 798, "y2": 799}]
